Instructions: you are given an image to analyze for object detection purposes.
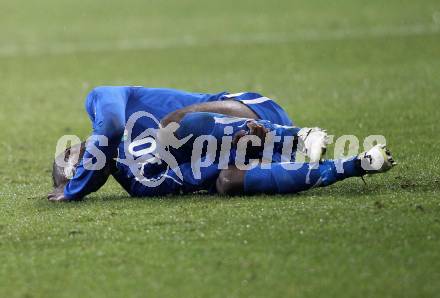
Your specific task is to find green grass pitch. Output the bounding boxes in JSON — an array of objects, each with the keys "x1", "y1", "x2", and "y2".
[{"x1": 0, "y1": 0, "x2": 439, "y2": 297}]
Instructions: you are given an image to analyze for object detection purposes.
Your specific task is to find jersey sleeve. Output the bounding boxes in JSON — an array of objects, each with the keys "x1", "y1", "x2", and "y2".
[{"x1": 64, "y1": 86, "x2": 130, "y2": 200}]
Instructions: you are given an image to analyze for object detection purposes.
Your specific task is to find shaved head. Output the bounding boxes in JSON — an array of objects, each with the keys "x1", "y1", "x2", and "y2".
[{"x1": 52, "y1": 142, "x2": 86, "y2": 189}]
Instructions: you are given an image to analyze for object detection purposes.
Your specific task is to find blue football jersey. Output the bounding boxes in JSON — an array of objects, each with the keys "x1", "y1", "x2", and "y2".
[{"x1": 64, "y1": 86, "x2": 293, "y2": 199}]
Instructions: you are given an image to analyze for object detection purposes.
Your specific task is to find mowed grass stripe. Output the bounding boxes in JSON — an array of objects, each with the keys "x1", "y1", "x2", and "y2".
[{"x1": 0, "y1": 23, "x2": 439, "y2": 58}]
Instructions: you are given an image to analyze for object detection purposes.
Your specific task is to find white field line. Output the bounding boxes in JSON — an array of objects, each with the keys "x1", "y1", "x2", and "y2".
[{"x1": 0, "y1": 24, "x2": 439, "y2": 58}]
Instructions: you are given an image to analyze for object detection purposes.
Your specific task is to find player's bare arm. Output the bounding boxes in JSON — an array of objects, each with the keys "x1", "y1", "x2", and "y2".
[{"x1": 160, "y1": 100, "x2": 258, "y2": 127}]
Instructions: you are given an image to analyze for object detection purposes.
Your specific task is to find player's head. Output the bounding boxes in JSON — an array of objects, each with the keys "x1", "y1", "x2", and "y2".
[{"x1": 52, "y1": 142, "x2": 86, "y2": 189}]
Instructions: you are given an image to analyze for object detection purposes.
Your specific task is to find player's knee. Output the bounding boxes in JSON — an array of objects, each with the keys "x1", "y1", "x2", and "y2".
[
  {"x1": 216, "y1": 167, "x2": 244, "y2": 195},
  {"x1": 89, "y1": 87, "x2": 125, "y2": 140}
]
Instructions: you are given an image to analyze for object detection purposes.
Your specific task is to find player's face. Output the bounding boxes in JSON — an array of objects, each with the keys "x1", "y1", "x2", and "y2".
[{"x1": 52, "y1": 143, "x2": 85, "y2": 189}]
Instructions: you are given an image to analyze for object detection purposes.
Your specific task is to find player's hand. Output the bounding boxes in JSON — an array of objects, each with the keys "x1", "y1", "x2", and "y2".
[
  {"x1": 233, "y1": 121, "x2": 268, "y2": 145},
  {"x1": 47, "y1": 187, "x2": 71, "y2": 202},
  {"x1": 247, "y1": 121, "x2": 268, "y2": 141},
  {"x1": 232, "y1": 121, "x2": 268, "y2": 158}
]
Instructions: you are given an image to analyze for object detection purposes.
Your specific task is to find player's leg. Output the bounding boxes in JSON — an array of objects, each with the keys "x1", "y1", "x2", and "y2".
[
  {"x1": 216, "y1": 159, "x2": 358, "y2": 195},
  {"x1": 175, "y1": 112, "x2": 299, "y2": 142},
  {"x1": 175, "y1": 112, "x2": 328, "y2": 162},
  {"x1": 216, "y1": 144, "x2": 396, "y2": 195}
]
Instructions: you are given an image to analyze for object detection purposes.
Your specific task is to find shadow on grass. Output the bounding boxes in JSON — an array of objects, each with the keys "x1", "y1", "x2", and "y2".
[
  {"x1": 35, "y1": 191, "x2": 290, "y2": 210},
  {"x1": 35, "y1": 175, "x2": 439, "y2": 209}
]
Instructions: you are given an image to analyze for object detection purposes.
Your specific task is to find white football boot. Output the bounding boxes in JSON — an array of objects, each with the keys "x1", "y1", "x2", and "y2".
[
  {"x1": 358, "y1": 144, "x2": 396, "y2": 173},
  {"x1": 297, "y1": 127, "x2": 330, "y2": 163}
]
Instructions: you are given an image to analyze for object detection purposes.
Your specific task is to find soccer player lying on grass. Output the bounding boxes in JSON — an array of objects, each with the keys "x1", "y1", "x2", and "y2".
[{"x1": 48, "y1": 86, "x2": 395, "y2": 201}]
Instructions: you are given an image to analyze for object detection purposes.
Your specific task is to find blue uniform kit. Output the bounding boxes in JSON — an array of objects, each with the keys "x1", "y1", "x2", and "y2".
[{"x1": 64, "y1": 86, "x2": 364, "y2": 200}]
